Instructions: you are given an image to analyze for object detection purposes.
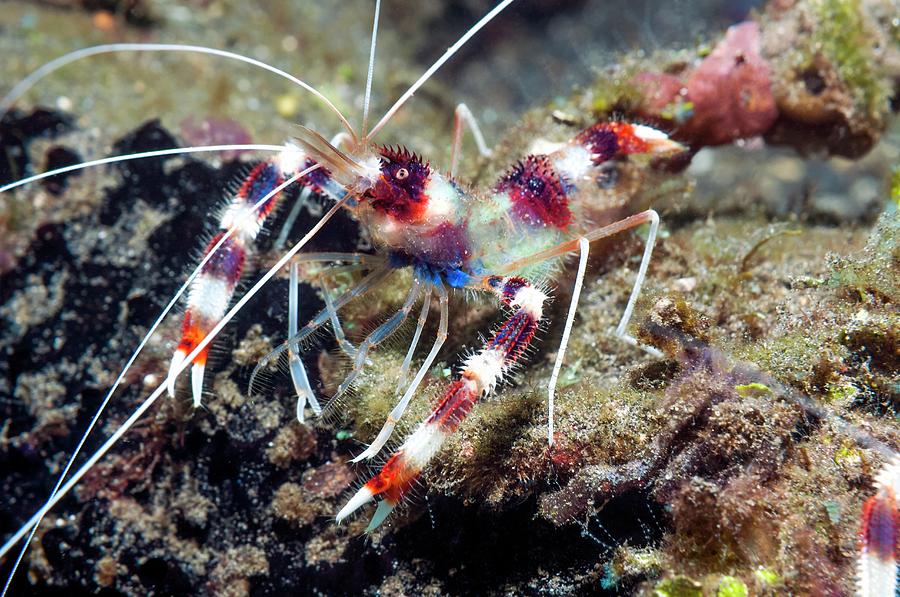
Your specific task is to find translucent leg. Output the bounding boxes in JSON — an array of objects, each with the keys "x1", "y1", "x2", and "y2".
[
  {"x1": 352, "y1": 281, "x2": 448, "y2": 462},
  {"x1": 332, "y1": 279, "x2": 424, "y2": 399},
  {"x1": 287, "y1": 254, "x2": 379, "y2": 421},
  {"x1": 449, "y1": 103, "x2": 493, "y2": 179},
  {"x1": 275, "y1": 187, "x2": 312, "y2": 249},
  {"x1": 289, "y1": 262, "x2": 319, "y2": 422},
  {"x1": 292, "y1": 251, "x2": 379, "y2": 361},
  {"x1": 322, "y1": 281, "x2": 360, "y2": 361},
  {"x1": 612, "y1": 210, "x2": 663, "y2": 358},
  {"x1": 248, "y1": 265, "x2": 393, "y2": 396},
  {"x1": 294, "y1": 252, "x2": 378, "y2": 265},
  {"x1": 396, "y1": 289, "x2": 432, "y2": 391},
  {"x1": 547, "y1": 238, "x2": 589, "y2": 446}
]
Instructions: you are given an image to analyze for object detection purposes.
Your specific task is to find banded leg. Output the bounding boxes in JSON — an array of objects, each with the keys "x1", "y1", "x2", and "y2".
[
  {"x1": 857, "y1": 455, "x2": 899, "y2": 597},
  {"x1": 167, "y1": 161, "x2": 287, "y2": 407},
  {"x1": 351, "y1": 281, "x2": 449, "y2": 462},
  {"x1": 449, "y1": 103, "x2": 493, "y2": 179},
  {"x1": 166, "y1": 134, "x2": 353, "y2": 407},
  {"x1": 337, "y1": 276, "x2": 546, "y2": 530}
]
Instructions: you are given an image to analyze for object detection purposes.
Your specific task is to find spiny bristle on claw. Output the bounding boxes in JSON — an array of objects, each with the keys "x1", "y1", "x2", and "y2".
[
  {"x1": 336, "y1": 449, "x2": 422, "y2": 531},
  {"x1": 338, "y1": 278, "x2": 545, "y2": 530},
  {"x1": 167, "y1": 161, "x2": 287, "y2": 406},
  {"x1": 576, "y1": 121, "x2": 685, "y2": 163}
]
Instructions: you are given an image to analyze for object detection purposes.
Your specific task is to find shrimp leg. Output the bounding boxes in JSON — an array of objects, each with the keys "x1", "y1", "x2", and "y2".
[
  {"x1": 248, "y1": 265, "x2": 393, "y2": 398},
  {"x1": 496, "y1": 209, "x2": 664, "y2": 444},
  {"x1": 338, "y1": 275, "x2": 547, "y2": 530},
  {"x1": 286, "y1": 253, "x2": 375, "y2": 421},
  {"x1": 331, "y1": 279, "x2": 424, "y2": 399},
  {"x1": 351, "y1": 281, "x2": 449, "y2": 462},
  {"x1": 449, "y1": 103, "x2": 493, "y2": 178}
]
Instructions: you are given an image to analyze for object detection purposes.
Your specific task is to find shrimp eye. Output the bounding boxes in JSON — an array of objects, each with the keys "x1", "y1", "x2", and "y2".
[{"x1": 395, "y1": 168, "x2": 409, "y2": 180}]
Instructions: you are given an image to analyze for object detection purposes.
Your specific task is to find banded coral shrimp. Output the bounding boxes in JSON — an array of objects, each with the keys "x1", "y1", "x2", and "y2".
[{"x1": 2, "y1": 0, "x2": 899, "y2": 595}]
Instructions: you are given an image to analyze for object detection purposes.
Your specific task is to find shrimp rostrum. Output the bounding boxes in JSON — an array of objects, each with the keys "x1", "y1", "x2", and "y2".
[{"x1": 0, "y1": 0, "x2": 687, "y2": 585}]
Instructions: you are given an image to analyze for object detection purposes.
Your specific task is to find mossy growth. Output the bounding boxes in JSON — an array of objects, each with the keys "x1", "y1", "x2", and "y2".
[
  {"x1": 810, "y1": 0, "x2": 891, "y2": 120},
  {"x1": 653, "y1": 573, "x2": 766, "y2": 597},
  {"x1": 828, "y1": 209, "x2": 899, "y2": 303},
  {"x1": 339, "y1": 350, "x2": 437, "y2": 440},
  {"x1": 589, "y1": 63, "x2": 646, "y2": 117},
  {"x1": 607, "y1": 544, "x2": 663, "y2": 586},
  {"x1": 752, "y1": 566, "x2": 780, "y2": 587},
  {"x1": 716, "y1": 576, "x2": 749, "y2": 597},
  {"x1": 734, "y1": 382, "x2": 772, "y2": 398},
  {"x1": 653, "y1": 576, "x2": 703, "y2": 597}
]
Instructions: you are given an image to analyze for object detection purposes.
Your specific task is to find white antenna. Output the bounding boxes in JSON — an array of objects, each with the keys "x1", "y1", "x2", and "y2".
[
  {"x1": 361, "y1": 0, "x2": 382, "y2": 139},
  {"x1": 0, "y1": 43, "x2": 357, "y2": 141},
  {"x1": 366, "y1": 0, "x2": 517, "y2": 141},
  {"x1": 0, "y1": 144, "x2": 287, "y2": 193}
]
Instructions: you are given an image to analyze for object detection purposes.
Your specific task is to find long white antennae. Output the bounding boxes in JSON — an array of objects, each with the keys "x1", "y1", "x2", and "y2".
[
  {"x1": 366, "y1": 0, "x2": 517, "y2": 141},
  {"x1": 361, "y1": 0, "x2": 382, "y2": 139},
  {"x1": 0, "y1": 163, "x2": 320, "y2": 597},
  {"x1": 0, "y1": 144, "x2": 286, "y2": 193},
  {"x1": 0, "y1": 43, "x2": 357, "y2": 141},
  {"x1": 0, "y1": 191, "x2": 352, "y2": 564}
]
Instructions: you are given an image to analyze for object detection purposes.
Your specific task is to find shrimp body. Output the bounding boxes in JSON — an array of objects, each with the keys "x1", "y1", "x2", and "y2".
[{"x1": 353, "y1": 122, "x2": 680, "y2": 288}]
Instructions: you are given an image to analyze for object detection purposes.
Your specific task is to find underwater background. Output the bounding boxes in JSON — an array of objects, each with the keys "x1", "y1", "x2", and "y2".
[{"x1": 0, "y1": 0, "x2": 898, "y2": 594}]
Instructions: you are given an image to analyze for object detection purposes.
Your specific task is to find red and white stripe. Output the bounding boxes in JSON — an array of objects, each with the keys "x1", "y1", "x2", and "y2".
[
  {"x1": 337, "y1": 276, "x2": 546, "y2": 530},
  {"x1": 857, "y1": 454, "x2": 899, "y2": 597},
  {"x1": 167, "y1": 145, "x2": 311, "y2": 406}
]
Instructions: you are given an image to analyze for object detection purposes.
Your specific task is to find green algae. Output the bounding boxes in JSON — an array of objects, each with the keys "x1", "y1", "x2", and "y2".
[
  {"x1": 716, "y1": 576, "x2": 749, "y2": 597},
  {"x1": 654, "y1": 576, "x2": 703, "y2": 597},
  {"x1": 828, "y1": 209, "x2": 899, "y2": 302},
  {"x1": 752, "y1": 566, "x2": 779, "y2": 586},
  {"x1": 810, "y1": 0, "x2": 891, "y2": 120},
  {"x1": 734, "y1": 382, "x2": 772, "y2": 398},
  {"x1": 826, "y1": 381, "x2": 860, "y2": 404}
]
